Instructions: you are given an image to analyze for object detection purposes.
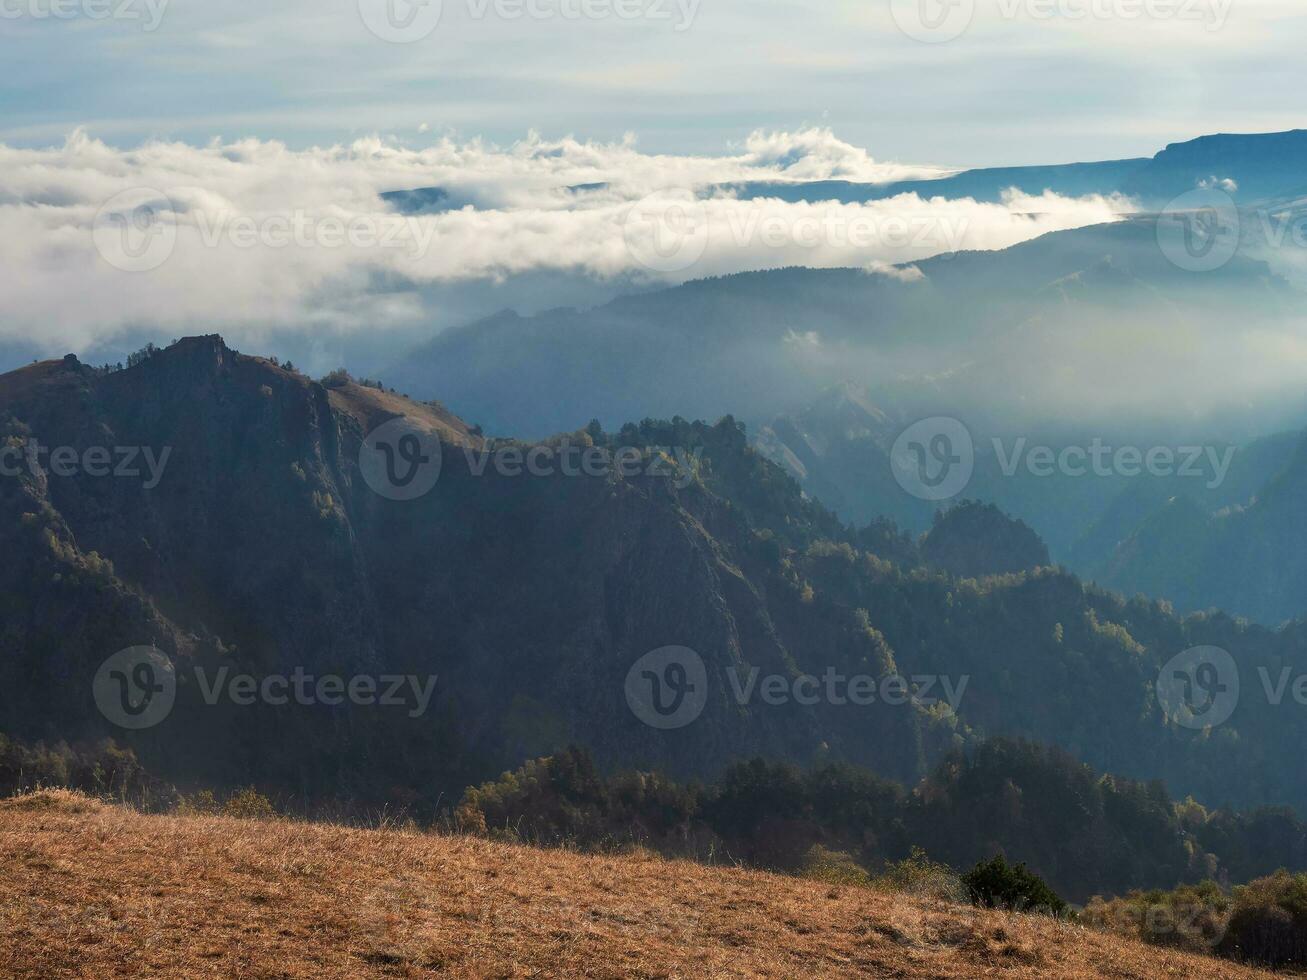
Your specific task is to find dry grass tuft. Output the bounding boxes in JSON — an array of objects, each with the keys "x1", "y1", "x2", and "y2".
[
  {"x1": 0, "y1": 788, "x2": 106, "y2": 815},
  {"x1": 0, "y1": 796, "x2": 1280, "y2": 979}
]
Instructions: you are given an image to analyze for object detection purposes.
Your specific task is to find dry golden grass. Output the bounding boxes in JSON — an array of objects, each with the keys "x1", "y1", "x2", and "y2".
[
  {"x1": 0, "y1": 789, "x2": 1278, "y2": 979},
  {"x1": 326, "y1": 380, "x2": 482, "y2": 449}
]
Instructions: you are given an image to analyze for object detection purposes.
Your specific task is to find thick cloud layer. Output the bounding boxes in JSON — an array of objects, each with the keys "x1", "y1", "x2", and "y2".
[{"x1": 0, "y1": 127, "x2": 1131, "y2": 359}]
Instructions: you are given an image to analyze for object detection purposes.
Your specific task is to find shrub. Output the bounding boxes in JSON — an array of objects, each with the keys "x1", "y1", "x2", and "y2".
[
  {"x1": 963, "y1": 855, "x2": 1068, "y2": 917},
  {"x1": 799, "y1": 845, "x2": 871, "y2": 887},
  {"x1": 0, "y1": 734, "x2": 156, "y2": 805},
  {"x1": 456, "y1": 748, "x2": 698, "y2": 850},
  {"x1": 1218, "y1": 870, "x2": 1307, "y2": 967},
  {"x1": 222, "y1": 787, "x2": 277, "y2": 820},
  {"x1": 176, "y1": 789, "x2": 221, "y2": 816},
  {"x1": 1084, "y1": 881, "x2": 1230, "y2": 954},
  {"x1": 0, "y1": 788, "x2": 104, "y2": 815},
  {"x1": 875, "y1": 847, "x2": 965, "y2": 902}
]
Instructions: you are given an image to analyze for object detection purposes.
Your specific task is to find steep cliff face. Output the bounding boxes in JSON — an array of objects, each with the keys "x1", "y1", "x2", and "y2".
[
  {"x1": 0, "y1": 338, "x2": 944, "y2": 803},
  {"x1": 6, "y1": 336, "x2": 1307, "y2": 816}
]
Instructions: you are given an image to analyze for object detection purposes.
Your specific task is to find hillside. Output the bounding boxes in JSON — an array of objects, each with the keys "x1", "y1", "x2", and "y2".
[
  {"x1": 385, "y1": 218, "x2": 1295, "y2": 439},
  {"x1": 6, "y1": 335, "x2": 1307, "y2": 820},
  {"x1": 0, "y1": 337, "x2": 945, "y2": 799},
  {"x1": 1095, "y1": 433, "x2": 1307, "y2": 625},
  {"x1": 0, "y1": 790, "x2": 1275, "y2": 979},
  {"x1": 755, "y1": 377, "x2": 1306, "y2": 576}
]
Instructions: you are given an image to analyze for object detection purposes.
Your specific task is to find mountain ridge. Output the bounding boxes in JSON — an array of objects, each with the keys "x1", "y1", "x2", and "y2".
[{"x1": 5, "y1": 336, "x2": 1307, "y2": 819}]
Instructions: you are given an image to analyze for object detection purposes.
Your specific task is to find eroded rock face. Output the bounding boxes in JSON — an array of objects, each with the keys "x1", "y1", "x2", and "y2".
[
  {"x1": 0, "y1": 337, "x2": 939, "y2": 804},
  {"x1": 7, "y1": 336, "x2": 1307, "y2": 820}
]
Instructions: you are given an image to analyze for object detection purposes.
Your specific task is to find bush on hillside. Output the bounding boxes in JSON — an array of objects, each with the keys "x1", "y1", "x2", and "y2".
[
  {"x1": 1218, "y1": 871, "x2": 1307, "y2": 967},
  {"x1": 799, "y1": 845, "x2": 873, "y2": 887},
  {"x1": 875, "y1": 847, "x2": 966, "y2": 902},
  {"x1": 1084, "y1": 881, "x2": 1230, "y2": 954},
  {"x1": 963, "y1": 855, "x2": 1068, "y2": 917}
]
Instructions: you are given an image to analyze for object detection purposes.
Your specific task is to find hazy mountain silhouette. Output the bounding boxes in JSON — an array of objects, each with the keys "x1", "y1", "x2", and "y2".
[
  {"x1": 4, "y1": 338, "x2": 1307, "y2": 816},
  {"x1": 716, "y1": 130, "x2": 1307, "y2": 207}
]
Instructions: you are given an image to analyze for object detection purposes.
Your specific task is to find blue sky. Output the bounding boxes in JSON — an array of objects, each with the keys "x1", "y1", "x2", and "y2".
[
  {"x1": 2, "y1": 0, "x2": 1305, "y2": 401},
  {"x1": 2, "y1": 0, "x2": 1304, "y2": 167}
]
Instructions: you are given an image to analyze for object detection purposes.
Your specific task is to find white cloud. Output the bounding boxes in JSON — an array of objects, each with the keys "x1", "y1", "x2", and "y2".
[{"x1": 0, "y1": 127, "x2": 1130, "y2": 353}]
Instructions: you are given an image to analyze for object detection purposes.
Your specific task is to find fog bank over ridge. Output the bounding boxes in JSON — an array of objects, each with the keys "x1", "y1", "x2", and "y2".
[{"x1": 0, "y1": 127, "x2": 1127, "y2": 373}]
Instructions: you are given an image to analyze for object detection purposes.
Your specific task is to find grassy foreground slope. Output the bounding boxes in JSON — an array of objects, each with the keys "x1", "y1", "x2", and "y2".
[{"x1": 0, "y1": 792, "x2": 1274, "y2": 979}]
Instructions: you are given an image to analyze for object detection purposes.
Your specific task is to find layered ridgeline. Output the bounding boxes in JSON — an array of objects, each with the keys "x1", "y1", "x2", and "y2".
[
  {"x1": 754, "y1": 381, "x2": 1307, "y2": 625},
  {"x1": 1090, "y1": 436, "x2": 1307, "y2": 627},
  {"x1": 384, "y1": 131, "x2": 1307, "y2": 440},
  {"x1": 713, "y1": 130, "x2": 1307, "y2": 208},
  {"x1": 378, "y1": 131, "x2": 1307, "y2": 624},
  {"x1": 385, "y1": 218, "x2": 1299, "y2": 440},
  {"x1": 381, "y1": 131, "x2": 1307, "y2": 221},
  {"x1": 3, "y1": 336, "x2": 1307, "y2": 817},
  {"x1": 382, "y1": 215, "x2": 1306, "y2": 624}
]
